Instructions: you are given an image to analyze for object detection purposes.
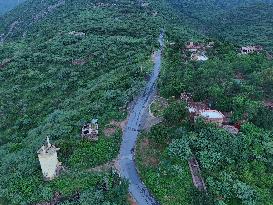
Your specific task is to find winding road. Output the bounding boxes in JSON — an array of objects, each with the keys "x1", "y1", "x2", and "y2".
[{"x1": 118, "y1": 31, "x2": 164, "y2": 205}]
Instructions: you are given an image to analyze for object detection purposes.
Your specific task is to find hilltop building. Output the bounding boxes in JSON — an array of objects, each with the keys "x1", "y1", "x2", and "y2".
[
  {"x1": 68, "y1": 31, "x2": 86, "y2": 37},
  {"x1": 198, "y1": 110, "x2": 225, "y2": 125},
  {"x1": 185, "y1": 42, "x2": 202, "y2": 52},
  {"x1": 191, "y1": 51, "x2": 208, "y2": 61},
  {"x1": 185, "y1": 42, "x2": 212, "y2": 61},
  {"x1": 181, "y1": 93, "x2": 225, "y2": 125},
  {"x1": 81, "y1": 119, "x2": 99, "y2": 141},
  {"x1": 241, "y1": 46, "x2": 263, "y2": 54},
  {"x1": 37, "y1": 137, "x2": 62, "y2": 181}
]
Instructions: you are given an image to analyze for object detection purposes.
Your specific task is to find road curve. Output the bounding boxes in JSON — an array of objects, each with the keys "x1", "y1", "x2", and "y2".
[{"x1": 118, "y1": 31, "x2": 164, "y2": 205}]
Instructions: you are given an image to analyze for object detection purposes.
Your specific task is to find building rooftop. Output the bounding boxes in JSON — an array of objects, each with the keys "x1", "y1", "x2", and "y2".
[{"x1": 200, "y1": 110, "x2": 224, "y2": 119}]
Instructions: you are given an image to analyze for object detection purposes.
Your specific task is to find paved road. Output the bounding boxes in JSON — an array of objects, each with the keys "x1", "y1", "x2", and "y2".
[{"x1": 118, "y1": 31, "x2": 164, "y2": 205}]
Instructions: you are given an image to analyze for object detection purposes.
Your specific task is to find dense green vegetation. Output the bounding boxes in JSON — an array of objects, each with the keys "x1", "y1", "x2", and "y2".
[
  {"x1": 136, "y1": 125, "x2": 194, "y2": 205},
  {"x1": 0, "y1": 0, "x2": 185, "y2": 204},
  {"x1": 167, "y1": 0, "x2": 273, "y2": 51},
  {"x1": 2, "y1": 0, "x2": 273, "y2": 204},
  {"x1": 160, "y1": 41, "x2": 273, "y2": 130},
  {"x1": 136, "y1": 31, "x2": 273, "y2": 204},
  {"x1": 170, "y1": 121, "x2": 273, "y2": 205},
  {"x1": 0, "y1": 0, "x2": 25, "y2": 15}
]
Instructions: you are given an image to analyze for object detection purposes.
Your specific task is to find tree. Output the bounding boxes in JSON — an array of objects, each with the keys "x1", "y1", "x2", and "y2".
[
  {"x1": 168, "y1": 137, "x2": 193, "y2": 161},
  {"x1": 163, "y1": 101, "x2": 189, "y2": 125}
]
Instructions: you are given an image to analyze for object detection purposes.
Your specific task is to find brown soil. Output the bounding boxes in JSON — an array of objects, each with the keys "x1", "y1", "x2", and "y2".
[
  {"x1": 104, "y1": 127, "x2": 116, "y2": 137},
  {"x1": 88, "y1": 160, "x2": 116, "y2": 173},
  {"x1": 109, "y1": 119, "x2": 128, "y2": 132},
  {"x1": 128, "y1": 194, "x2": 138, "y2": 205},
  {"x1": 138, "y1": 138, "x2": 159, "y2": 167}
]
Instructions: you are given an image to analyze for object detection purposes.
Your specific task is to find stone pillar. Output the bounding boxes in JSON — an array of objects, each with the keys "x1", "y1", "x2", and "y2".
[{"x1": 37, "y1": 137, "x2": 61, "y2": 181}]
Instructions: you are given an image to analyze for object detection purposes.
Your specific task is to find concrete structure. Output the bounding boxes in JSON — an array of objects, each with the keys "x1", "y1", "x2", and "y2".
[
  {"x1": 241, "y1": 46, "x2": 263, "y2": 54},
  {"x1": 188, "y1": 157, "x2": 207, "y2": 192},
  {"x1": 68, "y1": 31, "x2": 86, "y2": 37},
  {"x1": 199, "y1": 110, "x2": 225, "y2": 125},
  {"x1": 264, "y1": 101, "x2": 273, "y2": 110},
  {"x1": 81, "y1": 119, "x2": 99, "y2": 140},
  {"x1": 185, "y1": 42, "x2": 202, "y2": 52},
  {"x1": 207, "y1": 42, "x2": 215, "y2": 48},
  {"x1": 185, "y1": 41, "x2": 214, "y2": 52},
  {"x1": 37, "y1": 137, "x2": 62, "y2": 181},
  {"x1": 191, "y1": 51, "x2": 208, "y2": 61}
]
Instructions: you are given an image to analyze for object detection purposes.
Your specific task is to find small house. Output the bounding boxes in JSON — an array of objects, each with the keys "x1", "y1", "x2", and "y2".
[
  {"x1": 264, "y1": 101, "x2": 273, "y2": 110},
  {"x1": 191, "y1": 51, "x2": 208, "y2": 61},
  {"x1": 81, "y1": 119, "x2": 99, "y2": 141},
  {"x1": 185, "y1": 42, "x2": 202, "y2": 52},
  {"x1": 198, "y1": 110, "x2": 225, "y2": 125},
  {"x1": 241, "y1": 46, "x2": 263, "y2": 54}
]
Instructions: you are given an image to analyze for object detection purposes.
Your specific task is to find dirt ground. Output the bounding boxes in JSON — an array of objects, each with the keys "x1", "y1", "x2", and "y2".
[
  {"x1": 138, "y1": 138, "x2": 159, "y2": 167},
  {"x1": 103, "y1": 127, "x2": 116, "y2": 137},
  {"x1": 128, "y1": 194, "x2": 138, "y2": 205},
  {"x1": 88, "y1": 160, "x2": 116, "y2": 173},
  {"x1": 109, "y1": 118, "x2": 128, "y2": 132}
]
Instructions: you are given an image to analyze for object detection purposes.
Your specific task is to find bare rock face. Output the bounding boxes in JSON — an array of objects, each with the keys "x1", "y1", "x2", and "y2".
[{"x1": 32, "y1": 0, "x2": 65, "y2": 22}]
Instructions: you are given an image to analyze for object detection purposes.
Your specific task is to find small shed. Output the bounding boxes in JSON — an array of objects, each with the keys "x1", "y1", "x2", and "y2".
[{"x1": 81, "y1": 119, "x2": 99, "y2": 141}]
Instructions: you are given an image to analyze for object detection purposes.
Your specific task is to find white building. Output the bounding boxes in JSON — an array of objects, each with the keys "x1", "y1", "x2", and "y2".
[
  {"x1": 198, "y1": 110, "x2": 225, "y2": 125},
  {"x1": 241, "y1": 46, "x2": 263, "y2": 54}
]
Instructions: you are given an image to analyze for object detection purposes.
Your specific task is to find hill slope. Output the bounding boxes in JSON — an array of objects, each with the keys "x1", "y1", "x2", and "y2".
[
  {"x1": 0, "y1": 0, "x2": 195, "y2": 204},
  {"x1": 167, "y1": 0, "x2": 273, "y2": 51},
  {"x1": 0, "y1": 0, "x2": 25, "y2": 15}
]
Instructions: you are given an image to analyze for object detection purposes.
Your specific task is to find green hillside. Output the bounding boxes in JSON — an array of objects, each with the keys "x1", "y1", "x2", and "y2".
[
  {"x1": 0, "y1": 0, "x2": 195, "y2": 204},
  {"x1": 1, "y1": 0, "x2": 273, "y2": 205},
  {"x1": 212, "y1": 3, "x2": 273, "y2": 50},
  {"x1": 167, "y1": 0, "x2": 273, "y2": 51},
  {"x1": 0, "y1": 0, "x2": 25, "y2": 15}
]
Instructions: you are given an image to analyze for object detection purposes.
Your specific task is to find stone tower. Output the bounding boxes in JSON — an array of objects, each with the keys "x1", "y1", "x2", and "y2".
[{"x1": 37, "y1": 137, "x2": 62, "y2": 181}]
